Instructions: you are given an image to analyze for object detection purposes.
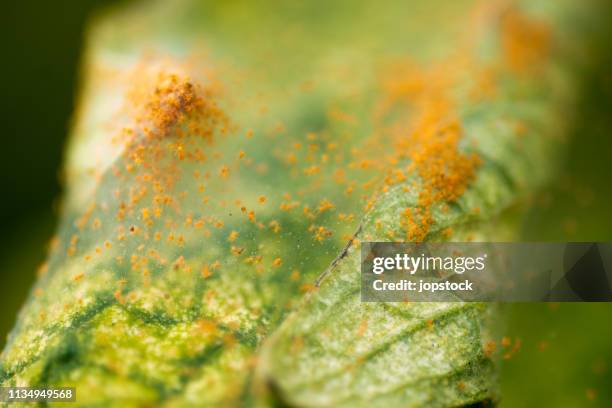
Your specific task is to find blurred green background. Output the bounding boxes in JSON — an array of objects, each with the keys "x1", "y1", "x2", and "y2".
[
  {"x1": 500, "y1": 19, "x2": 612, "y2": 403},
  {"x1": 0, "y1": 0, "x2": 117, "y2": 347},
  {"x1": 1, "y1": 0, "x2": 611, "y2": 406}
]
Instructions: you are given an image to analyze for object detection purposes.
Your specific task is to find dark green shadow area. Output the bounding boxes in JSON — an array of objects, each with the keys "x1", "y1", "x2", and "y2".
[
  {"x1": 502, "y1": 4, "x2": 612, "y2": 405},
  {"x1": 0, "y1": 0, "x2": 120, "y2": 349}
]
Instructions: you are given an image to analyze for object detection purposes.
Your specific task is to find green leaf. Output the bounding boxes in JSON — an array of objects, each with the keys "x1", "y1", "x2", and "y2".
[{"x1": 0, "y1": 0, "x2": 602, "y2": 406}]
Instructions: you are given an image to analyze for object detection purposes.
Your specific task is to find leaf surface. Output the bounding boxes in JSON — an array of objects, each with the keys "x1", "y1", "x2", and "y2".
[{"x1": 0, "y1": 0, "x2": 601, "y2": 406}]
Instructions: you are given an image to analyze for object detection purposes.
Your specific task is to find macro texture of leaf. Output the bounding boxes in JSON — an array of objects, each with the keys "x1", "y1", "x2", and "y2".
[{"x1": 0, "y1": 0, "x2": 604, "y2": 407}]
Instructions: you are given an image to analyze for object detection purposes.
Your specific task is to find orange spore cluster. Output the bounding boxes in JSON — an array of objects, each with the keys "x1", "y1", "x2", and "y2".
[
  {"x1": 501, "y1": 9, "x2": 551, "y2": 72},
  {"x1": 369, "y1": 61, "x2": 482, "y2": 241},
  {"x1": 398, "y1": 97, "x2": 480, "y2": 241},
  {"x1": 59, "y1": 68, "x2": 242, "y2": 294}
]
